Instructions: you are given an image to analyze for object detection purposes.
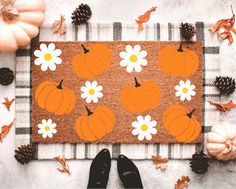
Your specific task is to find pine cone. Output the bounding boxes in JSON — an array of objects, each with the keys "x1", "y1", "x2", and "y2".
[
  {"x1": 71, "y1": 4, "x2": 92, "y2": 25},
  {"x1": 180, "y1": 23, "x2": 196, "y2": 40},
  {"x1": 15, "y1": 144, "x2": 36, "y2": 165},
  {"x1": 190, "y1": 151, "x2": 209, "y2": 174},
  {"x1": 214, "y1": 76, "x2": 235, "y2": 95},
  {"x1": 0, "y1": 67, "x2": 14, "y2": 86}
]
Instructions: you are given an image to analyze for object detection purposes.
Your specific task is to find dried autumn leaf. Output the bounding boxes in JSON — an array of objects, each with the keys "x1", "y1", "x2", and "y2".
[
  {"x1": 54, "y1": 156, "x2": 71, "y2": 175},
  {"x1": 52, "y1": 15, "x2": 66, "y2": 36},
  {"x1": 0, "y1": 120, "x2": 14, "y2": 142},
  {"x1": 2, "y1": 97, "x2": 15, "y2": 111},
  {"x1": 152, "y1": 155, "x2": 168, "y2": 170},
  {"x1": 174, "y1": 176, "x2": 190, "y2": 189},
  {"x1": 208, "y1": 100, "x2": 236, "y2": 112},
  {"x1": 209, "y1": 5, "x2": 236, "y2": 45},
  {"x1": 135, "y1": 7, "x2": 157, "y2": 32}
]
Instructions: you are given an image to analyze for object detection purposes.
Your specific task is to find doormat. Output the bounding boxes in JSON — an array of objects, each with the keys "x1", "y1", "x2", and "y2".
[{"x1": 31, "y1": 41, "x2": 203, "y2": 144}]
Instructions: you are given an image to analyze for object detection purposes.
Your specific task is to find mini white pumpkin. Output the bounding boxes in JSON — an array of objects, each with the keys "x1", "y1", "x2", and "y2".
[
  {"x1": 0, "y1": 0, "x2": 46, "y2": 52},
  {"x1": 206, "y1": 123, "x2": 236, "y2": 161}
]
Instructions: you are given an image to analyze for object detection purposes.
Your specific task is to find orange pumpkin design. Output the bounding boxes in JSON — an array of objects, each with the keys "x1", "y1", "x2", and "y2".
[
  {"x1": 72, "y1": 43, "x2": 112, "y2": 79},
  {"x1": 120, "y1": 77, "x2": 161, "y2": 113},
  {"x1": 163, "y1": 104, "x2": 201, "y2": 142},
  {"x1": 35, "y1": 79, "x2": 76, "y2": 115},
  {"x1": 157, "y1": 42, "x2": 199, "y2": 78},
  {"x1": 75, "y1": 106, "x2": 116, "y2": 141}
]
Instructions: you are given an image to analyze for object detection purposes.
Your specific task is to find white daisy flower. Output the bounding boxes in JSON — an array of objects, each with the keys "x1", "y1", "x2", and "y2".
[
  {"x1": 119, "y1": 44, "x2": 148, "y2": 73},
  {"x1": 34, "y1": 43, "x2": 62, "y2": 71},
  {"x1": 175, "y1": 80, "x2": 196, "y2": 101},
  {"x1": 80, "y1": 81, "x2": 103, "y2": 103},
  {"x1": 131, "y1": 115, "x2": 157, "y2": 141},
  {"x1": 38, "y1": 119, "x2": 57, "y2": 138}
]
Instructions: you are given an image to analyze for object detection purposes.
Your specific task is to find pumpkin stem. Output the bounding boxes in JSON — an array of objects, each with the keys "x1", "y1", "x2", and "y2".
[
  {"x1": 177, "y1": 41, "x2": 183, "y2": 52},
  {"x1": 187, "y1": 109, "x2": 196, "y2": 118},
  {"x1": 85, "y1": 106, "x2": 93, "y2": 116},
  {"x1": 57, "y1": 79, "x2": 64, "y2": 89},
  {"x1": 134, "y1": 77, "x2": 141, "y2": 87},
  {"x1": 81, "y1": 44, "x2": 89, "y2": 54}
]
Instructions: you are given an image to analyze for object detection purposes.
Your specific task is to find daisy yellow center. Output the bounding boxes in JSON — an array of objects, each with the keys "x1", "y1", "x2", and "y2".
[
  {"x1": 44, "y1": 53, "x2": 52, "y2": 61},
  {"x1": 129, "y1": 55, "x2": 138, "y2": 63},
  {"x1": 44, "y1": 125, "x2": 50, "y2": 132},
  {"x1": 182, "y1": 87, "x2": 189, "y2": 93},
  {"x1": 88, "y1": 89, "x2": 95, "y2": 95},
  {"x1": 141, "y1": 124, "x2": 148, "y2": 131}
]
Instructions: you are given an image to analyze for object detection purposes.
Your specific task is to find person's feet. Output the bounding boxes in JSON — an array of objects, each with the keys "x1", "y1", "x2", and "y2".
[
  {"x1": 117, "y1": 155, "x2": 143, "y2": 189},
  {"x1": 87, "y1": 149, "x2": 111, "y2": 189}
]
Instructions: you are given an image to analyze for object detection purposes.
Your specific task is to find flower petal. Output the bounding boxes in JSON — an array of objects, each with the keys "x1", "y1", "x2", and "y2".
[
  {"x1": 133, "y1": 45, "x2": 141, "y2": 53},
  {"x1": 81, "y1": 86, "x2": 88, "y2": 92},
  {"x1": 48, "y1": 132, "x2": 53, "y2": 138},
  {"x1": 132, "y1": 128, "x2": 139, "y2": 135},
  {"x1": 125, "y1": 45, "x2": 133, "y2": 53},
  {"x1": 144, "y1": 115, "x2": 151, "y2": 122},
  {"x1": 175, "y1": 91, "x2": 182, "y2": 97},
  {"x1": 81, "y1": 92, "x2": 88, "y2": 99},
  {"x1": 41, "y1": 63, "x2": 49, "y2": 71},
  {"x1": 137, "y1": 115, "x2": 144, "y2": 123},
  {"x1": 134, "y1": 64, "x2": 142, "y2": 72},
  {"x1": 97, "y1": 92, "x2": 103, "y2": 98},
  {"x1": 38, "y1": 129, "x2": 43, "y2": 134},
  {"x1": 48, "y1": 43, "x2": 56, "y2": 52},
  {"x1": 85, "y1": 81, "x2": 92, "y2": 88},
  {"x1": 126, "y1": 64, "x2": 134, "y2": 73},
  {"x1": 96, "y1": 86, "x2": 103, "y2": 92},
  {"x1": 149, "y1": 120, "x2": 157, "y2": 127},
  {"x1": 120, "y1": 59, "x2": 128, "y2": 67},
  {"x1": 180, "y1": 94, "x2": 186, "y2": 101},
  {"x1": 131, "y1": 121, "x2": 139, "y2": 128},
  {"x1": 119, "y1": 51, "x2": 129, "y2": 59},
  {"x1": 138, "y1": 133, "x2": 145, "y2": 141},
  {"x1": 186, "y1": 94, "x2": 192, "y2": 101},
  {"x1": 190, "y1": 90, "x2": 196, "y2": 96},
  {"x1": 49, "y1": 63, "x2": 56, "y2": 71},
  {"x1": 54, "y1": 57, "x2": 62, "y2": 65},
  {"x1": 92, "y1": 97, "x2": 99, "y2": 103},
  {"x1": 40, "y1": 43, "x2": 47, "y2": 51},
  {"x1": 145, "y1": 133, "x2": 152, "y2": 140},
  {"x1": 139, "y1": 50, "x2": 147, "y2": 58},
  {"x1": 150, "y1": 128, "x2": 157, "y2": 134},
  {"x1": 42, "y1": 132, "x2": 47, "y2": 138},
  {"x1": 54, "y1": 49, "x2": 62, "y2": 56},
  {"x1": 139, "y1": 58, "x2": 147, "y2": 66},
  {"x1": 92, "y1": 81, "x2": 98, "y2": 87},
  {"x1": 34, "y1": 50, "x2": 43, "y2": 57},
  {"x1": 34, "y1": 58, "x2": 43, "y2": 65}
]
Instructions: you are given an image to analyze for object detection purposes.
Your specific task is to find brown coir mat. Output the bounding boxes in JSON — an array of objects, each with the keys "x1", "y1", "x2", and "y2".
[{"x1": 31, "y1": 41, "x2": 203, "y2": 144}]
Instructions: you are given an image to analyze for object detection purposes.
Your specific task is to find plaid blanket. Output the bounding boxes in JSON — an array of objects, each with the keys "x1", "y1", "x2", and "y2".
[{"x1": 15, "y1": 22, "x2": 220, "y2": 160}]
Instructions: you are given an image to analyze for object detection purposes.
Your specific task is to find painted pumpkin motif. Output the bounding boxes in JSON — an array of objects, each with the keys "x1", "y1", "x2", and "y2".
[
  {"x1": 163, "y1": 104, "x2": 201, "y2": 142},
  {"x1": 35, "y1": 79, "x2": 76, "y2": 115},
  {"x1": 120, "y1": 77, "x2": 161, "y2": 113},
  {"x1": 157, "y1": 42, "x2": 199, "y2": 78},
  {"x1": 206, "y1": 123, "x2": 236, "y2": 161},
  {"x1": 75, "y1": 106, "x2": 116, "y2": 141},
  {"x1": 72, "y1": 43, "x2": 112, "y2": 79},
  {"x1": 0, "y1": 0, "x2": 46, "y2": 53}
]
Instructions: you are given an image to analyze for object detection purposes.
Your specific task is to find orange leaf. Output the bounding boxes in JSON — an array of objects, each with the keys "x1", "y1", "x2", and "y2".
[
  {"x1": 208, "y1": 100, "x2": 236, "y2": 112},
  {"x1": 174, "y1": 176, "x2": 190, "y2": 189},
  {"x1": 135, "y1": 7, "x2": 157, "y2": 32},
  {"x1": 152, "y1": 155, "x2": 168, "y2": 170},
  {"x1": 52, "y1": 15, "x2": 66, "y2": 36},
  {"x1": 0, "y1": 120, "x2": 14, "y2": 142},
  {"x1": 209, "y1": 5, "x2": 235, "y2": 45},
  {"x1": 2, "y1": 97, "x2": 14, "y2": 111},
  {"x1": 54, "y1": 156, "x2": 71, "y2": 175}
]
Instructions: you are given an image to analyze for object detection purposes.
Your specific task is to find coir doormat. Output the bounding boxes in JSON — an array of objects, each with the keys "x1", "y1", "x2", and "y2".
[{"x1": 31, "y1": 41, "x2": 203, "y2": 144}]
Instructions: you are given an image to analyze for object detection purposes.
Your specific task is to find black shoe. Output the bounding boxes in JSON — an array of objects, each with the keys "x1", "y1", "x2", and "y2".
[
  {"x1": 87, "y1": 149, "x2": 111, "y2": 189},
  {"x1": 117, "y1": 155, "x2": 143, "y2": 189}
]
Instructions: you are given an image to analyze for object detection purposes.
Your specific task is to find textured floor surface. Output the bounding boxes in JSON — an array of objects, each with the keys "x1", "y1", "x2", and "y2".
[{"x1": 0, "y1": 0, "x2": 236, "y2": 188}]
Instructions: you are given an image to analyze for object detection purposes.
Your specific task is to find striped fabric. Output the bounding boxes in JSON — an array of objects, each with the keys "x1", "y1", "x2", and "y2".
[{"x1": 15, "y1": 22, "x2": 220, "y2": 160}]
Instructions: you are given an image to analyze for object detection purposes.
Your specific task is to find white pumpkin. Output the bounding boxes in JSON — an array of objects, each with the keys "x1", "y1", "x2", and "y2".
[
  {"x1": 206, "y1": 123, "x2": 236, "y2": 161},
  {"x1": 0, "y1": 0, "x2": 46, "y2": 52}
]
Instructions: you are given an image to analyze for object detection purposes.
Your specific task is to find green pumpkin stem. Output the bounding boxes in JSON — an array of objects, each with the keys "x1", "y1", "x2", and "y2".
[
  {"x1": 81, "y1": 44, "x2": 89, "y2": 54},
  {"x1": 187, "y1": 109, "x2": 196, "y2": 118},
  {"x1": 177, "y1": 41, "x2": 183, "y2": 52},
  {"x1": 57, "y1": 79, "x2": 64, "y2": 89},
  {"x1": 134, "y1": 77, "x2": 141, "y2": 87},
  {"x1": 85, "y1": 106, "x2": 93, "y2": 116}
]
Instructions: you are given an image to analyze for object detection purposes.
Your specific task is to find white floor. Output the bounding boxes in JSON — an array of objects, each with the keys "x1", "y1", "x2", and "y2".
[{"x1": 1, "y1": 0, "x2": 236, "y2": 188}]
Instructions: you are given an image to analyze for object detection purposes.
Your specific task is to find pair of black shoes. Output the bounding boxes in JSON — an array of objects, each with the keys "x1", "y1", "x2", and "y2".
[{"x1": 87, "y1": 149, "x2": 143, "y2": 189}]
